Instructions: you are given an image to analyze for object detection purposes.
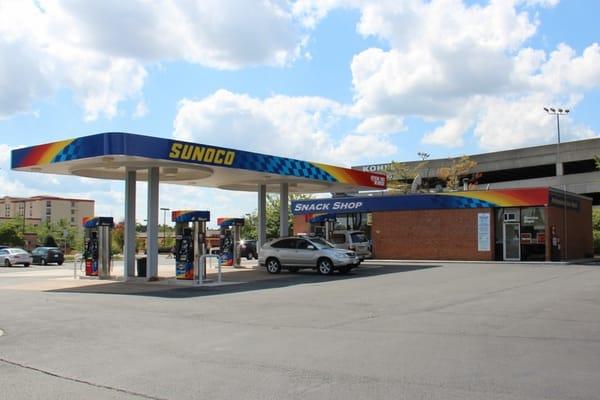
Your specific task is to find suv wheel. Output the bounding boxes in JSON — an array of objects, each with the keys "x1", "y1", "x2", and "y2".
[
  {"x1": 317, "y1": 258, "x2": 334, "y2": 275},
  {"x1": 266, "y1": 258, "x2": 281, "y2": 274},
  {"x1": 4, "y1": 259, "x2": 11, "y2": 267},
  {"x1": 41, "y1": 258, "x2": 47, "y2": 266},
  {"x1": 246, "y1": 253, "x2": 253, "y2": 260}
]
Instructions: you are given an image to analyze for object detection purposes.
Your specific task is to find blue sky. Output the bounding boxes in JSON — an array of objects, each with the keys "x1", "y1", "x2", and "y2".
[{"x1": 1, "y1": 0, "x2": 599, "y2": 225}]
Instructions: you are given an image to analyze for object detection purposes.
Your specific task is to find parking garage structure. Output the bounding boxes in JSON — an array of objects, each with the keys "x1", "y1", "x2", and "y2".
[{"x1": 11, "y1": 132, "x2": 386, "y2": 280}]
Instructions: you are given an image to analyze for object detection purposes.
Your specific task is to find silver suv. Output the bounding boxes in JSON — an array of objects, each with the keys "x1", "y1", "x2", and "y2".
[
  {"x1": 259, "y1": 236, "x2": 360, "y2": 275},
  {"x1": 330, "y1": 230, "x2": 372, "y2": 260}
]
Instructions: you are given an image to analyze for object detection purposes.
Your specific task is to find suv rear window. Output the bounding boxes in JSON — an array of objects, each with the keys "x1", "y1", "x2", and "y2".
[
  {"x1": 271, "y1": 238, "x2": 298, "y2": 249},
  {"x1": 331, "y1": 234, "x2": 346, "y2": 244},
  {"x1": 350, "y1": 233, "x2": 367, "y2": 243}
]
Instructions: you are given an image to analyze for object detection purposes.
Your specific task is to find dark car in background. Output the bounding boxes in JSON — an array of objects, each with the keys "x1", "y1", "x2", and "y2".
[
  {"x1": 238, "y1": 239, "x2": 258, "y2": 260},
  {"x1": 31, "y1": 247, "x2": 64, "y2": 265}
]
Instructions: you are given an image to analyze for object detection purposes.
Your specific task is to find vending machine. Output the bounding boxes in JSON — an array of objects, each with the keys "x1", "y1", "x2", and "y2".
[
  {"x1": 217, "y1": 217, "x2": 245, "y2": 267},
  {"x1": 82, "y1": 217, "x2": 114, "y2": 278},
  {"x1": 172, "y1": 210, "x2": 210, "y2": 280}
]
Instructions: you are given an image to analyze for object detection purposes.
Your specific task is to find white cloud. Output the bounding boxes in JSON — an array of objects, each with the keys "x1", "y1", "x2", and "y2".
[
  {"x1": 350, "y1": 0, "x2": 538, "y2": 119},
  {"x1": 356, "y1": 115, "x2": 405, "y2": 134},
  {"x1": 133, "y1": 100, "x2": 148, "y2": 119},
  {"x1": 474, "y1": 94, "x2": 596, "y2": 150},
  {"x1": 423, "y1": 116, "x2": 473, "y2": 147},
  {"x1": 0, "y1": 0, "x2": 307, "y2": 120},
  {"x1": 334, "y1": 0, "x2": 600, "y2": 151},
  {"x1": 173, "y1": 89, "x2": 396, "y2": 166}
]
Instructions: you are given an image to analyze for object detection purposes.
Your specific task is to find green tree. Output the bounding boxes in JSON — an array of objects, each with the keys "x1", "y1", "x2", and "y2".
[
  {"x1": 592, "y1": 209, "x2": 600, "y2": 254},
  {"x1": 437, "y1": 155, "x2": 478, "y2": 191},
  {"x1": 241, "y1": 213, "x2": 257, "y2": 240},
  {"x1": 44, "y1": 235, "x2": 58, "y2": 247},
  {"x1": 112, "y1": 221, "x2": 125, "y2": 252},
  {"x1": 241, "y1": 193, "x2": 312, "y2": 239},
  {"x1": 34, "y1": 219, "x2": 79, "y2": 251},
  {"x1": 0, "y1": 219, "x2": 25, "y2": 246},
  {"x1": 386, "y1": 160, "x2": 430, "y2": 193}
]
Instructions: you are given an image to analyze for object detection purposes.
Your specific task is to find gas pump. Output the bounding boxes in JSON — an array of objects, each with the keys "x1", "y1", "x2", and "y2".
[
  {"x1": 324, "y1": 218, "x2": 335, "y2": 242},
  {"x1": 172, "y1": 210, "x2": 210, "y2": 280},
  {"x1": 82, "y1": 217, "x2": 114, "y2": 278},
  {"x1": 309, "y1": 214, "x2": 336, "y2": 241},
  {"x1": 217, "y1": 218, "x2": 245, "y2": 267}
]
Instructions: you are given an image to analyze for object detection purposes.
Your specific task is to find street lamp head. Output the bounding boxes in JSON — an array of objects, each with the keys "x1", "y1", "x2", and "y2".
[
  {"x1": 549, "y1": 108, "x2": 556, "y2": 113},
  {"x1": 543, "y1": 107, "x2": 549, "y2": 112},
  {"x1": 565, "y1": 109, "x2": 570, "y2": 114}
]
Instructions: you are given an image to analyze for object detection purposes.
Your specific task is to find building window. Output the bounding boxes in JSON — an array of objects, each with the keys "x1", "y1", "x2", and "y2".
[
  {"x1": 71, "y1": 201, "x2": 75, "y2": 208},
  {"x1": 46, "y1": 216, "x2": 51, "y2": 224},
  {"x1": 71, "y1": 209, "x2": 76, "y2": 215},
  {"x1": 71, "y1": 216, "x2": 75, "y2": 224},
  {"x1": 46, "y1": 200, "x2": 51, "y2": 207},
  {"x1": 46, "y1": 208, "x2": 51, "y2": 215}
]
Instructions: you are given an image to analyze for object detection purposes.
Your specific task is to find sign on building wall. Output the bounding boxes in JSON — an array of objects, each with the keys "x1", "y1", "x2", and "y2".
[{"x1": 477, "y1": 213, "x2": 491, "y2": 252}]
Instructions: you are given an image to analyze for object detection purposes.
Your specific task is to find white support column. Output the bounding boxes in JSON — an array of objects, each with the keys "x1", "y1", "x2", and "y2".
[
  {"x1": 124, "y1": 169, "x2": 136, "y2": 278},
  {"x1": 279, "y1": 183, "x2": 289, "y2": 237},
  {"x1": 257, "y1": 184, "x2": 267, "y2": 249},
  {"x1": 146, "y1": 167, "x2": 159, "y2": 280}
]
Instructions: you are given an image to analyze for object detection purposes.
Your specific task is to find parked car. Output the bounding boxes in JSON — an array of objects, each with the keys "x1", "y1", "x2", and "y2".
[
  {"x1": 259, "y1": 236, "x2": 360, "y2": 275},
  {"x1": 330, "y1": 230, "x2": 372, "y2": 260},
  {"x1": 0, "y1": 248, "x2": 32, "y2": 267},
  {"x1": 238, "y1": 239, "x2": 258, "y2": 260},
  {"x1": 31, "y1": 247, "x2": 64, "y2": 265}
]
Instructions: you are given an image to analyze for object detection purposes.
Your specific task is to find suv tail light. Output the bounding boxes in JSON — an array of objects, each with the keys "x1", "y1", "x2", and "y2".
[{"x1": 348, "y1": 245, "x2": 355, "y2": 251}]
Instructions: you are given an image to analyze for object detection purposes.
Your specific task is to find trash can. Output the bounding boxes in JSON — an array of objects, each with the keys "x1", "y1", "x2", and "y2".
[{"x1": 136, "y1": 256, "x2": 147, "y2": 277}]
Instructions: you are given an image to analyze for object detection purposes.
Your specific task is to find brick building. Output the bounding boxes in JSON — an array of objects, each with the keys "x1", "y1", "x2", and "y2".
[{"x1": 292, "y1": 188, "x2": 592, "y2": 262}]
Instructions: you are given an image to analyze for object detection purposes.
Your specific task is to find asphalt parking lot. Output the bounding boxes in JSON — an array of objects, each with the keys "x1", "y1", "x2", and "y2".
[{"x1": 1, "y1": 260, "x2": 600, "y2": 399}]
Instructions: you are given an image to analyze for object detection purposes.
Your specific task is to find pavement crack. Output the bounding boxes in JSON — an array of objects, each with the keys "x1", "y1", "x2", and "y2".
[{"x1": 0, "y1": 357, "x2": 168, "y2": 400}]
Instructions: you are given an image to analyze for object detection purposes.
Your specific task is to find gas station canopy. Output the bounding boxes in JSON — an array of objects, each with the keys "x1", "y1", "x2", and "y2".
[
  {"x1": 11, "y1": 132, "x2": 386, "y2": 193},
  {"x1": 11, "y1": 132, "x2": 387, "y2": 281}
]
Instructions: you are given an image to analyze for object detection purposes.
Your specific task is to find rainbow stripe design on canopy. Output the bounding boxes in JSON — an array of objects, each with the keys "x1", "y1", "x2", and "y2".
[
  {"x1": 11, "y1": 132, "x2": 386, "y2": 190},
  {"x1": 441, "y1": 188, "x2": 550, "y2": 208},
  {"x1": 15, "y1": 139, "x2": 75, "y2": 167}
]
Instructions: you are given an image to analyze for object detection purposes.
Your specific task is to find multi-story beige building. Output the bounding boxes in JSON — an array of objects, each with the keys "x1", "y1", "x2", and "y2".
[{"x1": 0, "y1": 195, "x2": 95, "y2": 231}]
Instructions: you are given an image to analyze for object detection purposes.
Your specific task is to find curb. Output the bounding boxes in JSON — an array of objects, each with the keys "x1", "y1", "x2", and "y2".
[{"x1": 362, "y1": 258, "x2": 598, "y2": 266}]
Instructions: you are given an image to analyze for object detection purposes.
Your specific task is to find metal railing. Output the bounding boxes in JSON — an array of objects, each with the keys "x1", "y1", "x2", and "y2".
[
  {"x1": 73, "y1": 254, "x2": 84, "y2": 279},
  {"x1": 196, "y1": 254, "x2": 222, "y2": 285}
]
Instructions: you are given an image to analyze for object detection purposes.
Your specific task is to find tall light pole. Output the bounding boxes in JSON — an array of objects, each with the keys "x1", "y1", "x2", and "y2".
[
  {"x1": 544, "y1": 106, "x2": 570, "y2": 260},
  {"x1": 160, "y1": 207, "x2": 170, "y2": 246},
  {"x1": 543, "y1": 107, "x2": 569, "y2": 176}
]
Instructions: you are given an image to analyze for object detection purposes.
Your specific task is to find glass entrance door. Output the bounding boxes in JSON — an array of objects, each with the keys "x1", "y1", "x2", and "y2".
[{"x1": 503, "y1": 223, "x2": 521, "y2": 261}]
